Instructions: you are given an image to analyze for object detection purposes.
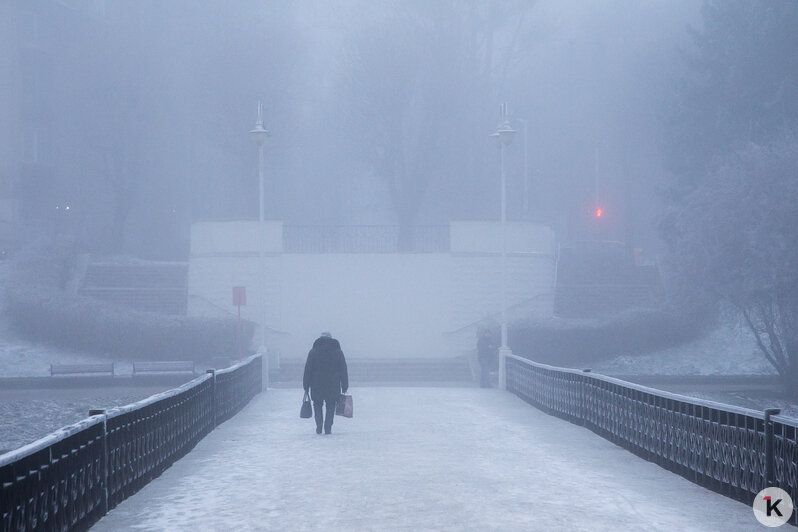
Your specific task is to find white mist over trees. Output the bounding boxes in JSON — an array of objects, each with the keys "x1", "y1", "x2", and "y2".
[
  {"x1": 338, "y1": 1, "x2": 538, "y2": 248},
  {"x1": 8, "y1": 1, "x2": 701, "y2": 259}
]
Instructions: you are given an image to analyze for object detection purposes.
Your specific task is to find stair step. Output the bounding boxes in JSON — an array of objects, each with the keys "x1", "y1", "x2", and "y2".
[{"x1": 79, "y1": 261, "x2": 189, "y2": 315}]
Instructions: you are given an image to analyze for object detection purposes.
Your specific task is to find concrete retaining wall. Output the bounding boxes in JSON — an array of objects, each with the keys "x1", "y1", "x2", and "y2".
[{"x1": 189, "y1": 221, "x2": 556, "y2": 360}]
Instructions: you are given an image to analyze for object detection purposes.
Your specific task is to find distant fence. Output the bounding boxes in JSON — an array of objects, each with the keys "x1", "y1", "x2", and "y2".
[
  {"x1": 0, "y1": 355, "x2": 262, "y2": 532},
  {"x1": 283, "y1": 225, "x2": 450, "y2": 253},
  {"x1": 505, "y1": 354, "x2": 798, "y2": 524}
]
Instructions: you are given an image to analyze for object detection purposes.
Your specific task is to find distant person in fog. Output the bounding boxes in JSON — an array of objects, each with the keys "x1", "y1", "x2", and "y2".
[
  {"x1": 303, "y1": 332, "x2": 349, "y2": 435},
  {"x1": 477, "y1": 328, "x2": 497, "y2": 388}
]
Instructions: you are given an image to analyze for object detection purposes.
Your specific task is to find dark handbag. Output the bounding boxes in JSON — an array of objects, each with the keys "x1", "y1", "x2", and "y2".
[
  {"x1": 300, "y1": 391, "x2": 313, "y2": 419},
  {"x1": 336, "y1": 393, "x2": 353, "y2": 418}
]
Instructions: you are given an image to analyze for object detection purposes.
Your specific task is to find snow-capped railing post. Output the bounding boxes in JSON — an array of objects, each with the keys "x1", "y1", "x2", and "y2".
[
  {"x1": 580, "y1": 369, "x2": 591, "y2": 426},
  {"x1": 764, "y1": 408, "x2": 781, "y2": 489},
  {"x1": 88, "y1": 409, "x2": 109, "y2": 518},
  {"x1": 207, "y1": 369, "x2": 217, "y2": 429}
]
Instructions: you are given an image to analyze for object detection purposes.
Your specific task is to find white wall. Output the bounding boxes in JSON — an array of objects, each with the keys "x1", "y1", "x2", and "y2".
[
  {"x1": 188, "y1": 221, "x2": 556, "y2": 361},
  {"x1": 191, "y1": 221, "x2": 283, "y2": 255},
  {"x1": 279, "y1": 254, "x2": 451, "y2": 359}
]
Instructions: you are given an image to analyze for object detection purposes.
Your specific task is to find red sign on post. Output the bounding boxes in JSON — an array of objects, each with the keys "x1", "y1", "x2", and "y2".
[{"x1": 232, "y1": 286, "x2": 247, "y2": 307}]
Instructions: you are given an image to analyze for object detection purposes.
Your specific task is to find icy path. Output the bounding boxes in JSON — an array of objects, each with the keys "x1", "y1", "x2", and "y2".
[{"x1": 92, "y1": 388, "x2": 757, "y2": 531}]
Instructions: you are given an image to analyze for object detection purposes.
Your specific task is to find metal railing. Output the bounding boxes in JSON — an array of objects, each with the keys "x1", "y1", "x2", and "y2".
[
  {"x1": 1, "y1": 355, "x2": 262, "y2": 532},
  {"x1": 105, "y1": 374, "x2": 215, "y2": 508},
  {"x1": 214, "y1": 355, "x2": 263, "y2": 425},
  {"x1": 283, "y1": 225, "x2": 450, "y2": 253},
  {"x1": 505, "y1": 354, "x2": 798, "y2": 523}
]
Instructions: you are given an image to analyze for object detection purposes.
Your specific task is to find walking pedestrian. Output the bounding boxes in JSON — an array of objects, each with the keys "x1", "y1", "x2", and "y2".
[{"x1": 303, "y1": 332, "x2": 349, "y2": 435}]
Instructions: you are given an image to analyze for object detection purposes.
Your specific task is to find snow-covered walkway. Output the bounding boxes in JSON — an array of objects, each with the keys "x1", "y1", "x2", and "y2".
[{"x1": 92, "y1": 388, "x2": 758, "y2": 531}]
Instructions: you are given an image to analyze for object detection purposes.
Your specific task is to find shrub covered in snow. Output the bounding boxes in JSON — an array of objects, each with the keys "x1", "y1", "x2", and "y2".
[
  {"x1": 509, "y1": 307, "x2": 708, "y2": 367},
  {"x1": 5, "y1": 239, "x2": 254, "y2": 361}
]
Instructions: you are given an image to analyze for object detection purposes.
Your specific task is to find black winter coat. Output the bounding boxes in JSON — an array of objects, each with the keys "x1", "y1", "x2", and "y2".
[{"x1": 303, "y1": 336, "x2": 349, "y2": 401}]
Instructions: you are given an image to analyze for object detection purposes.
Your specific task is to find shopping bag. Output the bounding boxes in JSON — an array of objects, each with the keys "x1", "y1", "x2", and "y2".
[
  {"x1": 300, "y1": 391, "x2": 313, "y2": 419},
  {"x1": 336, "y1": 394, "x2": 353, "y2": 418}
]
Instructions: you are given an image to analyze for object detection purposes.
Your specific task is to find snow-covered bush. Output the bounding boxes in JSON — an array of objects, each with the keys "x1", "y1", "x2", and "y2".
[
  {"x1": 509, "y1": 308, "x2": 707, "y2": 367},
  {"x1": 5, "y1": 239, "x2": 254, "y2": 360}
]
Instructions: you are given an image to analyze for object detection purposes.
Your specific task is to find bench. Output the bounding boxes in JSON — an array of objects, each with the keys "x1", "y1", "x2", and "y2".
[
  {"x1": 50, "y1": 363, "x2": 115, "y2": 377},
  {"x1": 133, "y1": 361, "x2": 195, "y2": 376}
]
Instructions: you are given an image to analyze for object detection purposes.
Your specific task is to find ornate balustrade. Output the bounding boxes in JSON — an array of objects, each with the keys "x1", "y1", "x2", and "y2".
[
  {"x1": 773, "y1": 415, "x2": 798, "y2": 514},
  {"x1": 506, "y1": 354, "x2": 797, "y2": 524},
  {"x1": 0, "y1": 417, "x2": 106, "y2": 532},
  {"x1": 105, "y1": 374, "x2": 215, "y2": 508},
  {"x1": 214, "y1": 355, "x2": 262, "y2": 425},
  {"x1": 1, "y1": 355, "x2": 262, "y2": 532},
  {"x1": 282, "y1": 225, "x2": 450, "y2": 253}
]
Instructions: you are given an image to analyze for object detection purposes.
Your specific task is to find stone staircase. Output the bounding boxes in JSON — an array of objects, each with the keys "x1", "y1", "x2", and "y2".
[
  {"x1": 78, "y1": 260, "x2": 188, "y2": 315},
  {"x1": 270, "y1": 356, "x2": 475, "y2": 387}
]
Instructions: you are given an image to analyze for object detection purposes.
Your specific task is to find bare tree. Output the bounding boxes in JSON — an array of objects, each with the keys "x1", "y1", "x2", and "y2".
[
  {"x1": 662, "y1": 138, "x2": 798, "y2": 392},
  {"x1": 340, "y1": 1, "x2": 535, "y2": 249}
]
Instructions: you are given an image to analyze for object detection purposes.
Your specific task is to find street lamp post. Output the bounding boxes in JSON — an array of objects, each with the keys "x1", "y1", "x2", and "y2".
[
  {"x1": 249, "y1": 101, "x2": 270, "y2": 388},
  {"x1": 517, "y1": 118, "x2": 529, "y2": 218},
  {"x1": 490, "y1": 103, "x2": 516, "y2": 390}
]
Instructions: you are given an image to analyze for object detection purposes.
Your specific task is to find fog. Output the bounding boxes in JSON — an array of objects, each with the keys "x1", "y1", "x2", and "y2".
[
  {"x1": 3, "y1": 0, "x2": 702, "y2": 259},
  {"x1": 6, "y1": 3, "x2": 798, "y2": 529}
]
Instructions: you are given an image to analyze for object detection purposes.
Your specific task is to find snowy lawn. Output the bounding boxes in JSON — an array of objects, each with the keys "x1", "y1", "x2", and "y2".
[
  {"x1": 93, "y1": 387, "x2": 759, "y2": 532},
  {"x1": 0, "y1": 261, "x2": 130, "y2": 377},
  {"x1": 592, "y1": 321, "x2": 774, "y2": 376},
  {"x1": 0, "y1": 326, "x2": 134, "y2": 377}
]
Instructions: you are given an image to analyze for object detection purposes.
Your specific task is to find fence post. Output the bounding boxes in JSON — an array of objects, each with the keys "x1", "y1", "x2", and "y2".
[
  {"x1": 88, "y1": 409, "x2": 108, "y2": 518},
  {"x1": 207, "y1": 369, "x2": 217, "y2": 429},
  {"x1": 764, "y1": 408, "x2": 781, "y2": 489},
  {"x1": 581, "y1": 369, "x2": 591, "y2": 426}
]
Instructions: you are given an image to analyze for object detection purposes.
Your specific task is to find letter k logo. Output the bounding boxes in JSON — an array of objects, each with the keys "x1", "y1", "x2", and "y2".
[
  {"x1": 765, "y1": 496, "x2": 783, "y2": 517},
  {"x1": 754, "y1": 487, "x2": 793, "y2": 526}
]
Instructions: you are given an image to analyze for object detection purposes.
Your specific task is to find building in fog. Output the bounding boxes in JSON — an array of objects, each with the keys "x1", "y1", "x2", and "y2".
[{"x1": 0, "y1": 0, "x2": 107, "y2": 250}]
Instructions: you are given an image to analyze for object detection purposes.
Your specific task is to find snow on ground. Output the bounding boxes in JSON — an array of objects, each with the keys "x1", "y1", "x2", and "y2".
[
  {"x1": 592, "y1": 320, "x2": 774, "y2": 376},
  {"x1": 0, "y1": 260, "x2": 128, "y2": 376},
  {"x1": 93, "y1": 387, "x2": 759, "y2": 532},
  {"x1": 0, "y1": 325, "x2": 134, "y2": 377}
]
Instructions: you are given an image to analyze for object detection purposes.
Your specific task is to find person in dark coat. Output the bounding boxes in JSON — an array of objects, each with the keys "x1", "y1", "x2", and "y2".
[
  {"x1": 477, "y1": 328, "x2": 497, "y2": 388},
  {"x1": 303, "y1": 332, "x2": 348, "y2": 435}
]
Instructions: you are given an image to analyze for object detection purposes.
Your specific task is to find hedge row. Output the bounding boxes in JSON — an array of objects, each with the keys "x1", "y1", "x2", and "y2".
[
  {"x1": 5, "y1": 239, "x2": 254, "y2": 361},
  {"x1": 509, "y1": 307, "x2": 708, "y2": 368}
]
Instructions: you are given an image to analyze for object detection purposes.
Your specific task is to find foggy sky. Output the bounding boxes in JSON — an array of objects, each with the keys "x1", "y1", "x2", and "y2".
[{"x1": 4, "y1": 0, "x2": 701, "y2": 259}]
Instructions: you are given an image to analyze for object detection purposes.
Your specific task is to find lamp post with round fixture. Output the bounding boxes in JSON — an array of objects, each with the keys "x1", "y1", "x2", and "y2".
[
  {"x1": 249, "y1": 101, "x2": 269, "y2": 386},
  {"x1": 490, "y1": 103, "x2": 516, "y2": 390}
]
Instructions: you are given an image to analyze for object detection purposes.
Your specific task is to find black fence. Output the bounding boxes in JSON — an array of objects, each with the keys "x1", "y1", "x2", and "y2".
[
  {"x1": 505, "y1": 354, "x2": 798, "y2": 524},
  {"x1": 214, "y1": 356, "x2": 263, "y2": 425},
  {"x1": 283, "y1": 225, "x2": 450, "y2": 253},
  {"x1": 1, "y1": 355, "x2": 262, "y2": 532}
]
